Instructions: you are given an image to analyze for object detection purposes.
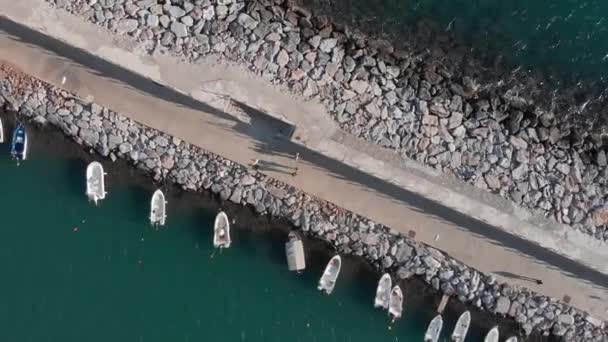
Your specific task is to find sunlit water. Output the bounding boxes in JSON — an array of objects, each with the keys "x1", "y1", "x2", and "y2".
[
  {"x1": 0, "y1": 117, "x2": 512, "y2": 341},
  {"x1": 309, "y1": 0, "x2": 608, "y2": 86}
]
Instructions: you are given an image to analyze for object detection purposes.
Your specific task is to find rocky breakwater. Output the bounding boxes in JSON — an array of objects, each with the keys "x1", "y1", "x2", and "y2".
[
  {"x1": 1, "y1": 62, "x2": 606, "y2": 340},
  {"x1": 47, "y1": 0, "x2": 608, "y2": 242}
]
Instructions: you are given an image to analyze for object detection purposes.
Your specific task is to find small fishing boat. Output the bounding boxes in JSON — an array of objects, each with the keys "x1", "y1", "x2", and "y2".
[
  {"x1": 374, "y1": 273, "x2": 392, "y2": 309},
  {"x1": 484, "y1": 327, "x2": 499, "y2": 342},
  {"x1": 86, "y1": 161, "x2": 106, "y2": 205},
  {"x1": 317, "y1": 255, "x2": 341, "y2": 295},
  {"x1": 10, "y1": 123, "x2": 27, "y2": 161},
  {"x1": 0, "y1": 117, "x2": 4, "y2": 143},
  {"x1": 451, "y1": 311, "x2": 471, "y2": 342},
  {"x1": 149, "y1": 189, "x2": 167, "y2": 226},
  {"x1": 424, "y1": 314, "x2": 443, "y2": 342},
  {"x1": 388, "y1": 285, "x2": 403, "y2": 322},
  {"x1": 285, "y1": 231, "x2": 306, "y2": 272},
  {"x1": 213, "y1": 211, "x2": 231, "y2": 248},
  {"x1": 505, "y1": 337, "x2": 518, "y2": 342}
]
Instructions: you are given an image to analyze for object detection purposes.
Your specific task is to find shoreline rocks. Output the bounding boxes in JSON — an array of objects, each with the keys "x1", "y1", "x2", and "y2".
[
  {"x1": 45, "y1": 0, "x2": 608, "y2": 243},
  {"x1": 0, "y1": 60, "x2": 606, "y2": 341}
]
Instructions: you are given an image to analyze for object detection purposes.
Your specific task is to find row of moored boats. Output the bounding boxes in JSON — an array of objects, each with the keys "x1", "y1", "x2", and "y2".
[
  {"x1": 85, "y1": 160, "x2": 232, "y2": 248},
  {"x1": 8, "y1": 119, "x2": 517, "y2": 340},
  {"x1": 315, "y1": 254, "x2": 519, "y2": 342}
]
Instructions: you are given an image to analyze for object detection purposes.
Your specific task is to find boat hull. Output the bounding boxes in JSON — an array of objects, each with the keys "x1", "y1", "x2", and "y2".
[
  {"x1": 213, "y1": 211, "x2": 231, "y2": 248},
  {"x1": 86, "y1": 161, "x2": 106, "y2": 204},
  {"x1": 10, "y1": 124, "x2": 27, "y2": 161},
  {"x1": 451, "y1": 311, "x2": 471, "y2": 342},
  {"x1": 317, "y1": 255, "x2": 341, "y2": 295},
  {"x1": 388, "y1": 285, "x2": 403, "y2": 322},
  {"x1": 285, "y1": 231, "x2": 305, "y2": 272},
  {"x1": 150, "y1": 189, "x2": 167, "y2": 226},
  {"x1": 424, "y1": 315, "x2": 444, "y2": 342},
  {"x1": 484, "y1": 327, "x2": 499, "y2": 342},
  {"x1": 374, "y1": 273, "x2": 392, "y2": 309}
]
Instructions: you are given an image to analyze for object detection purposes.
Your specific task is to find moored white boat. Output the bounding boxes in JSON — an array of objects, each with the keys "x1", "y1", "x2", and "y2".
[
  {"x1": 213, "y1": 211, "x2": 231, "y2": 248},
  {"x1": 451, "y1": 310, "x2": 471, "y2": 342},
  {"x1": 285, "y1": 231, "x2": 305, "y2": 272},
  {"x1": 388, "y1": 285, "x2": 403, "y2": 322},
  {"x1": 10, "y1": 123, "x2": 27, "y2": 161},
  {"x1": 505, "y1": 337, "x2": 518, "y2": 342},
  {"x1": 374, "y1": 273, "x2": 392, "y2": 309},
  {"x1": 484, "y1": 326, "x2": 499, "y2": 342},
  {"x1": 424, "y1": 314, "x2": 443, "y2": 342},
  {"x1": 149, "y1": 189, "x2": 167, "y2": 226},
  {"x1": 86, "y1": 161, "x2": 106, "y2": 205},
  {"x1": 0, "y1": 117, "x2": 4, "y2": 143},
  {"x1": 317, "y1": 255, "x2": 341, "y2": 295}
]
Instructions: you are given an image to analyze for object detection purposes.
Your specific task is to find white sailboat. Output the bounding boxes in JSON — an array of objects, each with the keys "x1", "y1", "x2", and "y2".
[
  {"x1": 484, "y1": 327, "x2": 499, "y2": 342},
  {"x1": 86, "y1": 161, "x2": 106, "y2": 205},
  {"x1": 451, "y1": 311, "x2": 471, "y2": 342},
  {"x1": 505, "y1": 337, "x2": 518, "y2": 342},
  {"x1": 149, "y1": 189, "x2": 167, "y2": 226},
  {"x1": 213, "y1": 211, "x2": 231, "y2": 248},
  {"x1": 374, "y1": 273, "x2": 392, "y2": 309},
  {"x1": 0, "y1": 117, "x2": 4, "y2": 143},
  {"x1": 317, "y1": 255, "x2": 341, "y2": 295},
  {"x1": 388, "y1": 285, "x2": 403, "y2": 322},
  {"x1": 424, "y1": 314, "x2": 443, "y2": 342}
]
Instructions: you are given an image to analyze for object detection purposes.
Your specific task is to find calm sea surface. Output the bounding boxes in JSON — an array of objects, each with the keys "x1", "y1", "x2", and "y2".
[
  {"x1": 312, "y1": 0, "x2": 608, "y2": 84},
  {"x1": 0, "y1": 120, "x2": 508, "y2": 341}
]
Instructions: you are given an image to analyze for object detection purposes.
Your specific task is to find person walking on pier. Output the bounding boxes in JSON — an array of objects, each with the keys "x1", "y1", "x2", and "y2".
[{"x1": 291, "y1": 153, "x2": 300, "y2": 176}]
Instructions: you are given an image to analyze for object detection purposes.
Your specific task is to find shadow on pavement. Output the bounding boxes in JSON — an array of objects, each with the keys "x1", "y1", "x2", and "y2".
[{"x1": 1, "y1": 15, "x2": 606, "y2": 293}]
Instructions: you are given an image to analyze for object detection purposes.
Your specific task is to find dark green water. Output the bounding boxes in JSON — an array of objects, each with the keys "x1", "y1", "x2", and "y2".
[
  {"x1": 0, "y1": 121, "x2": 505, "y2": 341},
  {"x1": 312, "y1": 0, "x2": 608, "y2": 84}
]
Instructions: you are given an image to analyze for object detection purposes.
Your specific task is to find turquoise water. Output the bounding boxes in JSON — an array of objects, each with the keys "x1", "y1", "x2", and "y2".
[
  {"x1": 0, "y1": 121, "x2": 502, "y2": 341},
  {"x1": 318, "y1": 0, "x2": 608, "y2": 84}
]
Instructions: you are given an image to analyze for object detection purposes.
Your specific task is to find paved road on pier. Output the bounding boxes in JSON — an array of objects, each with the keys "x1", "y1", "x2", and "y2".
[{"x1": 1, "y1": 4, "x2": 608, "y2": 322}]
